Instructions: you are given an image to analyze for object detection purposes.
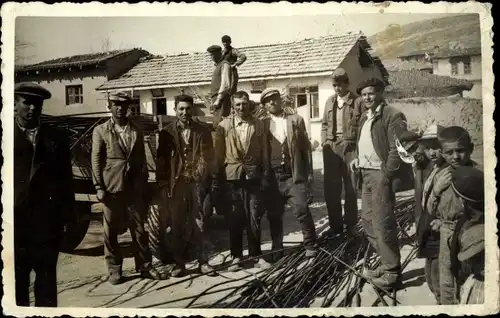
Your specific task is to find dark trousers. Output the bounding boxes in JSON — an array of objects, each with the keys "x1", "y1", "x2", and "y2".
[
  {"x1": 15, "y1": 244, "x2": 59, "y2": 307},
  {"x1": 211, "y1": 96, "x2": 232, "y2": 129},
  {"x1": 323, "y1": 141, "x2": 358, "y2": 232},
  {"x1": 161, "y1": 178, "x2": 208, "y2": 265},
  {"x1": 226, "y1": 179, "x2": 264, "y2": 258},
  {"x1": 103, "y1": 192, "x2": 152, "y2": 274},
  {"x1": 266, "y1": 169, "x2": 317, "y2": 249},
  {"x1": 425, "y1": 257, "x2": 441, "y2": 304},
  {"x1": 360, "y1": 169, "x2": 401, "y2": 272}
]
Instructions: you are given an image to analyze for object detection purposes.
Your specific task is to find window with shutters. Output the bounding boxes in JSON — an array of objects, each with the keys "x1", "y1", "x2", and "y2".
[
  {"x1": 65, "y1": 85, "x2": 83, "y2": 105},
  {"x1": 451, "y1": 61, "x2": 459, "y2": 75}
]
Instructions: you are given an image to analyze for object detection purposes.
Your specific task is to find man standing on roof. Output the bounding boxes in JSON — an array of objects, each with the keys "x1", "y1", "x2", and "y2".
[
  {"x1": 221, "y1": 35, "x2": 247, "y2": 92},
  {"x1": 321, "y1": 68, "x2": 364, "y2": 237},
  {"x1": 207, "y1": 45, "x2": 236, "y2": 128}
]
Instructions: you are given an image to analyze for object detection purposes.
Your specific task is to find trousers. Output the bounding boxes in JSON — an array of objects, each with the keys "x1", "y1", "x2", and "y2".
[
  {"x1": 425, "y1": 257, "x2": 441, "y2": 304},
  {"x1": 360, "y1": 169, "x2": 401, "y2": 272},
  {"x1": 225, "y1": 179, "x2": 264, "y2": 258},
  {"x1": 102, "y1": 191, "x2": 152, "y2": 274},
  {"x1": 15, "y1": 244, "x2": 59, "y2": 307},
  {"x1": 265, "y1": 169, "x2": 317, "y2": 249},
  {"x1": 160, "y1": 177, "x2": 208, "y2": 265},
  {"x1": 439, "y1": 225, "x2": 458, "y2": 304},
  {"x1": 322, "y1": 140, "x2": 358, "y2": 232}
]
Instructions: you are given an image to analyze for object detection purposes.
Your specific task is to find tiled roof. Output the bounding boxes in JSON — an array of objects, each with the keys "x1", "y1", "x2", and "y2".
[
  {"x1": 434, "y1": 47, "x2": 481, "y2": 58},
  {"x1": 387, "y1": 70, "x2": 473, "y2": 92},
  {"x1": 98, "y1": 33, "x2": 375, "y2": 90},
  {"x1": 16, "y1": 48, "x2": 146, "y2": 72},
  {"x1": 383, "y1": 59, "x2": 433, "y2": 72}
]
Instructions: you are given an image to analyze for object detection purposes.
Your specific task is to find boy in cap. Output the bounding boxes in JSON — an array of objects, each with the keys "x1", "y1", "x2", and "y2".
[
  {"x1": 14, "y1": 82, "x2": 75, "y2": 306},
  {"x1": 321, "y1": 68, "x2": 364, "y2": 237},
  {"x1": 92, "y1": 91, "x2": 166, "y2": 284},
  {"x1": 221, "y1": 35, "x2": 247, "y2": 70},
  {"x1": 349, "y1": 78, "x2": 414, "y2": 289},
  {"x1": 428, "y1": 126, "x2": 480, "y2": 304},
  {"x1": 260, "y1": 88, "x2": 318, "y2": 260},
  {"x1": 400, "y1": 124, "x2": 447, "y2": 303},
  {"x1": 448, "y1": 167, "x2": 484, "y2": 304},
  {"x1": 207, "y1": 45, "x2": 236, "y2": 127}
]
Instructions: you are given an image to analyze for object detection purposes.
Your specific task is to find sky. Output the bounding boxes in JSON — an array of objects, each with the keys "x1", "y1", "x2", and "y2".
[{"x1": 15, "y1": 14, "x2": 447, "y2": 65}]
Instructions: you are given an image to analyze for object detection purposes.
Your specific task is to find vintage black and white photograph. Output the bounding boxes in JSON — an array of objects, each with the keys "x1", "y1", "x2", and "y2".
[{"x1": 1, "y1": 1, "x2": 497, "y2": 316}]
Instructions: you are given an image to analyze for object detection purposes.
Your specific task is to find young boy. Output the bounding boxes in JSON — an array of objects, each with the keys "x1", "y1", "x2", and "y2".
[
  {"x1": 400, "y1": 124, "x2": 446, "y2": 304},
  {"x1": 428, "y1": 126, "x2": 479, "y2": 305},
  {"x1": 448, "y1": 166, "x2": 484, "y2": 304}
]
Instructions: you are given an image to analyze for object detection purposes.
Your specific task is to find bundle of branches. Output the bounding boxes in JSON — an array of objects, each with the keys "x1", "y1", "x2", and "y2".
[{"x1": 182, "y1": 195, "x2": 416, "y2": 309}]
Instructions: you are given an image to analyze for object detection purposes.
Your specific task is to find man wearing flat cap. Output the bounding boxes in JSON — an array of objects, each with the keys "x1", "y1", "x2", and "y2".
[
  {"x1": 349, "y1": 77, "x2": 413, "y2": 289},
  {"x1": 92, "y1": 91, "x2": 167, "y2": 284},
  {"x1": 207, "y1": 45, "x2": 236, "y2": 128},
  {"x1": 259, "y1": 88, "x2": 318, "y2": 260},
  {"x1": 14, "y1": 82, "x2": 75, "y2": 307},
  {"x1": 321, "y1": 68, "x2": 364, "y2": 237}
]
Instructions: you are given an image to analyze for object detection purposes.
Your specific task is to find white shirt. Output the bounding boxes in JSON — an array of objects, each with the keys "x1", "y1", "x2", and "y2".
[
  {"x1": 358, "y1": 104, "x2": 383, "y2": 169},
  {"x1": 269, "y1": 113, "x2": 287, "y2": 144},
  {"x1": 113, "y1": 120, "x2": 133, "y2": 153},
  {"x1": 234, "y1": 116, "x2": 252, "y2": 150}
]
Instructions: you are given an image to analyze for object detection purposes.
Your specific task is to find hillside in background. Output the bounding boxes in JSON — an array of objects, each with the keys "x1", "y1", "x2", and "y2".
[{"x1": 368, "y1": 14, "x2": 481, "y2": 58}]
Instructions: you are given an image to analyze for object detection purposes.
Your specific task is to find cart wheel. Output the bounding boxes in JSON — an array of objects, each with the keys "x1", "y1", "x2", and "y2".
[{"x1": 60, "y1": 201, "x2": 91, "y2": 253}]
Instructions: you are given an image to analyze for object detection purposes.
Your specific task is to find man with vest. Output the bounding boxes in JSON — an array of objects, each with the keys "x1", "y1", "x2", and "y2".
[
  {"x1": 14, "y1": 82, "x2": 75, "y2": 307},
  {"x1": 260, "y1": 88, "x2": 318, "y2": 260},
  {"x1": 321, "y1": 68, "x2": 364, "y2": 237},
  {"x1": 156, "y1": 94, "x2": 217, "y2": 277},
  {"x1": 207, "y1": 45, "x2": 236, "y2": 128}
]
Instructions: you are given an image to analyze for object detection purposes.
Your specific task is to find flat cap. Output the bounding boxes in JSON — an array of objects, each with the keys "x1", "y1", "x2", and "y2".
[
  {"x1": 207, "y1": 45, "x2": 222, "y2": 53},
  {"x1": 398, "y1": 130, "x2": 421, "y2": 151},
  {"x1": 356, "y1": 77, "x2": 385, "y2": 95},
  {"x1": 108, "y1": 91, "x2": 132, "y2": 103},
  {"x1": 458, "y1": 223, "x2": 484, "y2": 262},
  {"x1": 332, "y1": 68, "x2": 349, "y2": 84},
  {"x1": 14, "y1": 82, "x2": 52, "y2": 100},
  {"x1": 260, "y1": 88, "x2": 280, "y2": 103},
  {"x1": 421, "y1": 124, "x2": 445, "y2": 140},
  {"x1": 451, "y1": 166, "x2": 484, "y2": 204}
]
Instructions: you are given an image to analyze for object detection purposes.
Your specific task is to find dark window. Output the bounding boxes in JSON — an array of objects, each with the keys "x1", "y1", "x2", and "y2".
[
  {"x1": 289, "y1": 86, "x2": 319, "y2": 119},
  {"x1": 451, "y1": 61, "x2": 459, "y2": 75},
  {"x1": 154, "y1": 98, "x2": 167, "y2": 115},
  {"x1": 65, "y1": 85, "x2": 83, "y2": 105},
  {"x1": 463, "y1": 59, "x2": 472, "y2": 74}
]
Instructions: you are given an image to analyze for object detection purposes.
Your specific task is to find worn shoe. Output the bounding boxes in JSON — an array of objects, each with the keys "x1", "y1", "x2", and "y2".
[
  {"x1": 171, "y1": 264, "x2": 186, "y2": 278},
  {"x1": 199, "y1": 263, "x2": 217, "y2": 276},
  {"x1": 363, "y1": 266, "x2": 385, "y2": 280},
  {"x1": 141, "y1": 267, "x2": 168, "y2": 280},
  {"x1": 305, "y1": 247, "x2": 318, "y2": 258},
  {"x1": 228, "y1": 257, "x2": 243, "y2": 272},
  {"x1": 108, "y1": 272, "x2": 122, "y2": 285},
  {"x1": 255, "y1": 258, "x2": 272, "y2": 270},
  {"x1": 371, "y1": 272, "x2": 401, "y2": 290},
  {"x1": 345, "y1": 227, "x2": 359, "y2": 237}
]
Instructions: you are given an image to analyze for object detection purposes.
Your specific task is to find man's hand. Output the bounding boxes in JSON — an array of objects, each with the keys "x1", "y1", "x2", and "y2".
[
  {"x1": 322, "y1": 140, "x2": 333, "y2": 149},
  {"x1": 349, "y1": 158, "x2": 359, "y2": 172},
  {"x1": 433, "y1": 170, "x2": 452, "y2": 195},
  {"x1": 210, "y1": 99, "x2": 221, "y2": 114},
  {"x1": 96, "y1": 189, "x2": 106, "y2": 202},
  {"x1": 430, "y1": 219, "x2": 442, "y2": 232}
]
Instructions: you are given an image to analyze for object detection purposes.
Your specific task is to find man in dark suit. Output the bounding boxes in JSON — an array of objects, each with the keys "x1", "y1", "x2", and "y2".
[
  {"x1": 321, "y1": 68, "x2": 364, "y2": 236},
  {"x1": 260, "y1": 88, "x2": 318, "y2": 261},
  {"x1": 156, "y1": 94, "x2": 216, "y2": 277},
  {"x1": 214, "y1": 91, "x2": 271, "y2": 271},
  {"x1": 14, "y1": 82, "x2": 74, "y2": 307},
  {"x1": 92, "y1": 91, "x2": 166, "y2": 284},
  {"x1": 349, "y1": 78, "x2": 413, "y2": 289}
]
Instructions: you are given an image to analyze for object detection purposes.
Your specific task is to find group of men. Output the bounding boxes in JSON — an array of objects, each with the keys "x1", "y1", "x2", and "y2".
[{"x1": 13, "y1": 34, "x2": 484, "y2": 307}]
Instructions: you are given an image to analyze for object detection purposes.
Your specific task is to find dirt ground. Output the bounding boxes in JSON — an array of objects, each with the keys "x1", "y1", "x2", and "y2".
[{"x1": 37, "y1": 152, "x2": 437, "y2": 309}]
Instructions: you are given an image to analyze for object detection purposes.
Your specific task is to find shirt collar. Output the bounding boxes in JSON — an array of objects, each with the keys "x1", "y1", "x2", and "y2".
[
  {"x1": 112, "y1": 117, "x2": 130, "y2": 128},
  {"x1": 367, "y1": 102, "x2": 383, "y2": 118},
  {"x1": 234, "y1": 115, "x2": 252, "y2": 125},
  {"x1": 177, "y1": 119, "x2": 192, "y2": 130},
  {"x1": 16, "y1": 118, "x2": 40, "y2": 132},
  {"x1": 337, "y1": 92, "x2": 350, "y2": 102},
  {"x1": 270, "y1": 111, "x2": 286, "y2": 119}
]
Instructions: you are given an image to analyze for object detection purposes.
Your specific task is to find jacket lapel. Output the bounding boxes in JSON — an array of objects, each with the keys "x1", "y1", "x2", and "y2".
[
  {"x1": 286, "y1": 114, "x2": 294, "y2": 155},
  {"x1": 107, "y1": 119, "x2": 127, "y2": 157},
  {"x1": 30, "y1": 126, "x2": 53, "y2": 181},
  {"x1": 128, "y1": 122, "x2": 138, "y2": 158},
  {"x1": 243, "y1": 119, "x2": 255, "y2": 155}
]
